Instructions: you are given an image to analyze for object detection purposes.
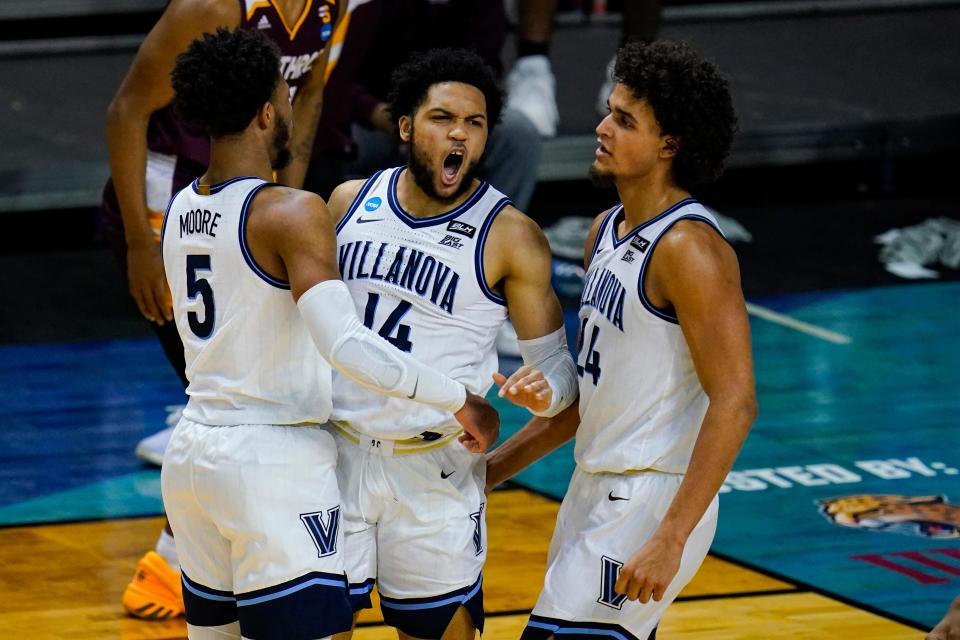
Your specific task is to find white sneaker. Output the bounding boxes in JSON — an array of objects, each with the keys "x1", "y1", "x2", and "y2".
[
  {"x1": 505, "y1": 55, "x2": 559, "y2": 138},
  {"x1": 596, "y1": 56, "x2": 615, "y2": 116},
  {"x1": 134, "y1": 404, "x2": 183, "y2": 466}
]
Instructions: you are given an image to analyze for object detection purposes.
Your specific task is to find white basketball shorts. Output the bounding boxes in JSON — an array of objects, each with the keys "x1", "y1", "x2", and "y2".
[
  {"x1": 329, "y1": 424, "x2": 487, "y2": 639},
  {"x1": 161, "y1": 418, "x2": 353, "y2": 639},
  {"x1": 523, "y1": 466, "x2": 719, "y2": 640}
]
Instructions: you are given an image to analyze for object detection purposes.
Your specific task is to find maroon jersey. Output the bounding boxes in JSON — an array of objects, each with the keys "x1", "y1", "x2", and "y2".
[
  {"x1": 144, "y1": 0, "x2": 339, "y2": 169},
  {"x1": 242, "y1": 0, "x2": 338, "y2": 102}
]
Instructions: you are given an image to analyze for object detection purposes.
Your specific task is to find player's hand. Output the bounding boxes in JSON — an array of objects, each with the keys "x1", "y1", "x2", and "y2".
[
  {"x1": 126, "y1": 240, "x2": 173, "y2": 325},
  {"x1": 455, "y1": 392, "x2": 500, "y2": 453},
  {"x1": 614, "y1": 533, "x2": 684, "y2": 603},
  {"x1": 492, "y1": 367, "x2": 552, "y2": 414},
  {"x1": 928, "y1": 596, "x2": 960, "y2": 640}
]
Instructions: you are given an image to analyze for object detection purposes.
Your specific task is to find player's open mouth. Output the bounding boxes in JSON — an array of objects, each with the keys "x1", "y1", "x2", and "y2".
[
  {"x1": 441, "y1": 149, "x2": 464, "y2": 186},
  {"x1": 596, "y1": 143, "x2": 611, "y2": 159}
]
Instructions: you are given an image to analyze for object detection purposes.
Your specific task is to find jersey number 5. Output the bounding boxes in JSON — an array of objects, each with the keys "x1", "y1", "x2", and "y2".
[
  {"x1": 363, "y1": 293, "x2": 413, "y2": 352},
  {"x1": 186, "y1": 254, "x2": 215, "y2": 339},
  {"x1": 576, "y1": 317, "x2": 602, "y2": 385}
]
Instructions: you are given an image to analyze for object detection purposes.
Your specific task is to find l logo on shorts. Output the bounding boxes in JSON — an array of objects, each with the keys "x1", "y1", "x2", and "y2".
[{"x1": 300, "y1": 506, "x2": 341, "y2": 558}]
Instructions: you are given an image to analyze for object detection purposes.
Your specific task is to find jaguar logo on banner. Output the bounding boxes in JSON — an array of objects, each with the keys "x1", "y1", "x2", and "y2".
[{"x1": 819, "y1": 494, "x2": 960, "y2": 539}]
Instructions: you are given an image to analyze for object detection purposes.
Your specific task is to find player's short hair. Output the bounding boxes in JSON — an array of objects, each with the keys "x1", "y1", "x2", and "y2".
[
  {"x1": 387, "y1": 48, "x2": 503, "y2": 130},
  {"x1": 614, "y1": 40, "x2": 738, "y2": 189},
  {"x1": 171, "y1": 27, "x2": 282, "y2": 138}
]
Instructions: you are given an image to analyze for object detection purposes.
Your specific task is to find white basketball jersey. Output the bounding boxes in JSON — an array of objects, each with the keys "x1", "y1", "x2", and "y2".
[
  {"x1": 574, "y1": 199, "x2": 723, "y2": 474},
  {"x1": 330, "y1": 167, "x2": 510, "y2": 439},
  {"x1": 162, "y1": 176, "x2": 332, "y2": 426}
]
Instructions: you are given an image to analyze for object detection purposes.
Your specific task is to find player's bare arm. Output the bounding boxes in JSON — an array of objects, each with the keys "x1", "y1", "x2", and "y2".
[
  {"x1": 485, "y1": 401, "x2": 580, "y2": 492},
  {"x1": 276, "y1": 6, "x2": 344, "y2": 188},
  {"x1": 248, "y1": 187, "x2": 500, "y2": 450},
  {"x1": 105, "y1": 0, "x2": 238, "y2": 325},
  {"x1": 485, "y1": 209, "x2": 610, "y2": 488},
  {"x1": 614, "y1": 220, "x2": 757, "y2": 603},
  {"x1": 326, "y1": 179, "x2": 366, "y2": 226},
  {"x1": 485, "y1": 207, "x2": 577, "y2": 416}
]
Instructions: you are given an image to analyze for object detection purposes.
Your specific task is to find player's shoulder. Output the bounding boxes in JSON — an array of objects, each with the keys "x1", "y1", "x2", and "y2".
[
  {"x1": 589, "y1": 207, "x2": 615, "y2": 235},
  {"x1": 327, "y1": 179, "x2": 367, "y2": 220},
  {"x1": 659, "y1": 214, "x2": 727, "y2": 254},
  {"x1": 254, "y1": 185, "x2": 331, "y2": 226},
  {"x1": 165, "y1": 0, "x2": 239, "y2": 24},
  {"x1": 489, "y1": 204, "x2": 550, "y2": 250},
  {"x1": 655, "y1": 213, "x2": 736, "y2": 275},
  {"x1": 583, "y1": 206, "x2": 617, "y2": 267}
]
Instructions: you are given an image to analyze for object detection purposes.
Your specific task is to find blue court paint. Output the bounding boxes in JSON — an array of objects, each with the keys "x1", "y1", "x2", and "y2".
[
  {"x1": 712, "y1": 282, "x2": 960, "y2": 628},
  {"x1": 0, "y1": 338, "x2": 183, "y2": 512},
  {"x1": 0, "y1": 471, "x2": 163, "y2": 525}
]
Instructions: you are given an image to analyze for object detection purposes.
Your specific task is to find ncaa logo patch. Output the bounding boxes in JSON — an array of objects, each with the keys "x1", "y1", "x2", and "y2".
[{"x1": 364, "y1": 197, "x2": 382, "y2": 212}]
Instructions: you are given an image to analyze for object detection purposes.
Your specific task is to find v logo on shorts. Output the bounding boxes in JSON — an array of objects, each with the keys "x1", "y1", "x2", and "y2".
[
  {"x1": 300, "y1": 506, "x2": 341, "y2": 558},
  {"x1": 470, "y1": 503, "x2": 485, "y2": 556},
  {"x1": 598, "y1": 556, "x2": 627, "y2": 610}
]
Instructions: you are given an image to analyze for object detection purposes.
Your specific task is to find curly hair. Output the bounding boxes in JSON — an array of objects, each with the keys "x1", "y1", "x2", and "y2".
[
  {"x1": 614, "y1": 40, "x2": 738, "y2": 189},
  {"x1": 171, "y1": 27, "x2": 281, "y2": 138},
  {"x1": 387, "y1": 48, "x2": 503, "y2": 131}
]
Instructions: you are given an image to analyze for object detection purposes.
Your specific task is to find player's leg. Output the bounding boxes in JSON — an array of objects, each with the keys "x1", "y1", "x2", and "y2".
[
  {"x1": 375, "y1": 441, "x2": 487, "y2": 640},
  {"x1": 222, "y1": 424, "x2": 353, "y2": 639},
  {"x1": 160, "y1": 418, "x2": 239, "y2": 635},
  {"x1": 523, "y1": 468, "x2": 718, "y2": 640},
  {"x1": 329, "y1": 428, "x2": 383, "y2": 638},
  {"x1": 395, "y1": 605, "x2": 475, "y2": 640}
]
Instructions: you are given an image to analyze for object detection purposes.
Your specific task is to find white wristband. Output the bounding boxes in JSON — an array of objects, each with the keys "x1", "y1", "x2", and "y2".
[
  {"x1": 518, "y1": 326, "x2": 578, "y2": 418},
  {"x1": 297, "y1": 280, "x2": 466, "y2": 414}
]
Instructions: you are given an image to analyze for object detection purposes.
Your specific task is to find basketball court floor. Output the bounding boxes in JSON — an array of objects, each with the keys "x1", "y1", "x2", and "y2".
[{"x1": 1, "y1": 280, "x2": 955, "y2": 637}]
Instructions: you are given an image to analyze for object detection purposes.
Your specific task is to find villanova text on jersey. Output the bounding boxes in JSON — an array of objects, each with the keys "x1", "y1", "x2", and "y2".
[
  {"x1": 579, "y1": 266, "x2": 626, "y2": 331},
  {"x1": 338, "y1": 240, "x2": 460, "y2": 315}
]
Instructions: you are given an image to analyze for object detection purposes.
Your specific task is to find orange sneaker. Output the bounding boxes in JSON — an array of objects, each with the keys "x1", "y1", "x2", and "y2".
[{"x1": 122, "y1": 551, "x2": 185, "y2": 620}]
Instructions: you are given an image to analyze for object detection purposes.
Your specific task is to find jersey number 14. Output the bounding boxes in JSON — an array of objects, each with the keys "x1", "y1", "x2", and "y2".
[
  {"x1": 576, "y1": 317, "x2": 602, "y2": 385},
  {"x1": 363, "y1": 293, "x2": 413, "y2": 352}
]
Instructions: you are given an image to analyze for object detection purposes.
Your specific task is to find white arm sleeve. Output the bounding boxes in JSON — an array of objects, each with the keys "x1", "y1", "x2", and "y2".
[
  {"x1": 297, "y1": 280, "x2": 466, "y2": 414},
  {"x1": 518, "y1": 326, "x2": 579, "y2": 418}
]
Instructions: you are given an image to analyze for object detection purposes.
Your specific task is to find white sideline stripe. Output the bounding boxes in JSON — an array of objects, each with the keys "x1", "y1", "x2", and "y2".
[{"x1": 746, "y1": 302, "x2": 852, "y2": 345}]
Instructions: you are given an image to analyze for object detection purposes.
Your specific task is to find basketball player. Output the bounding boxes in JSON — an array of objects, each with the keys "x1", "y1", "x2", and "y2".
[
  {"x1": 324, "y1": 48, "x2": 578, "y2": 639},
  {"x1": 158, "y1": 29, "x2": 498, "y2": 639},
  {"x1": 104, "y1": 0, "x2": 343, "y2": 619},
  {"x1": 486, "y1": 41, "x2": 757, "y2": 640}
]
